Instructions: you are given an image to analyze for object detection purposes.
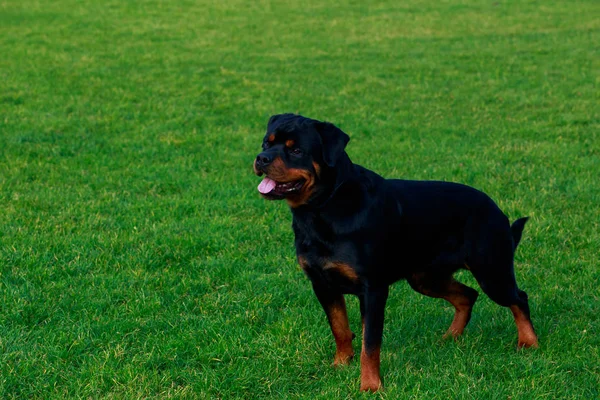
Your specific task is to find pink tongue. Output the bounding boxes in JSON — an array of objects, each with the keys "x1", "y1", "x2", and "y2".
[{"x1": 258, "y1": 177, "x2": 277, "y2": 194}]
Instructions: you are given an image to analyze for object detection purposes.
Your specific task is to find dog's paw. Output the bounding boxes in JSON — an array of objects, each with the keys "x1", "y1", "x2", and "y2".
[
  {"x1": 360, "y1": 377, "x2": 382, "y2": 392},
  {"x1": 333, "y1": 351, "x2": 354, "y2": 367}
]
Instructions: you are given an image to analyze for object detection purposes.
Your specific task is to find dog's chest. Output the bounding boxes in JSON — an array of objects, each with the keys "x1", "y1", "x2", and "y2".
[
  {"x1": 292, "y1": 214, "x2": 365, "y2": 291},
  {"x1": 297, "y1": 252, "x2": 361, "y2": 293}
]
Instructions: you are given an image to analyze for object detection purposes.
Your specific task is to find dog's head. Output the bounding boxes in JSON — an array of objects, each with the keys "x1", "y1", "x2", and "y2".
[{"x1": 254, "y1": 114, "x2": 350, "y2": 207}]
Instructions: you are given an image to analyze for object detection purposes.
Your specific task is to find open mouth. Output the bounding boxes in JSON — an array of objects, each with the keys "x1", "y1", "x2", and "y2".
[{"x1": 257, "y1": 177, "x2": 305, "y2": 199}]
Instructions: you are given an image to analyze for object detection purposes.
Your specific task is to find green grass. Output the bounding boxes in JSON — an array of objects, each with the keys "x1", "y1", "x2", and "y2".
[{"x1": 0, "y1": 0, "x2": 598, "y2": 398}]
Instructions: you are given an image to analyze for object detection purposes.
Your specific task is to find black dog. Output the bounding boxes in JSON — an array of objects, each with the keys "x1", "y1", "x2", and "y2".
[{"x1": 253, "y1": 114, "x2": 538, "y2": 392}]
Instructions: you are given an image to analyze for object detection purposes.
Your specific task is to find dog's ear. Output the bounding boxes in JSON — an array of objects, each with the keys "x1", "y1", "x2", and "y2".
[{"x1": 315, "y1": 121, "x2": 350, "y2": 167}]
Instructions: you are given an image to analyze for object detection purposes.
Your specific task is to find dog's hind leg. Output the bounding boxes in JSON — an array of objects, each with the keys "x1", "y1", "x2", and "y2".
[
  {"x1": 470, "y1": 263, "x2": 538, "y2": 348},
  {"x1": 467, "y1": 242, "x2": 538, "y2": 348},
  {"x1": 510, "y1": 290, "x2": 538, "y2": 348},
  {"x1": 465, "y1": 215, "x2": 538, "y2": 348},
  {"x1": 407, "y1": 270, "x2": 479, "y2": 339}
]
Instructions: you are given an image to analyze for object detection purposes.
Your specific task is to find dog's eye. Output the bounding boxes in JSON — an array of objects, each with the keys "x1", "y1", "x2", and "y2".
[{"x1": 290, "y1": 148, "x2": 303, "y2": 156}]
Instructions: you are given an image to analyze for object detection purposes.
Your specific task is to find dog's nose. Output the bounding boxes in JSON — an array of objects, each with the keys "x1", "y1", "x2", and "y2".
[{"x1": 256, "y1": 153, "x2": 273, "y2": 168}]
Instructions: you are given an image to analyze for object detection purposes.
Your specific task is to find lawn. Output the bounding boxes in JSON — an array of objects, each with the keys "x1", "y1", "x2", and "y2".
[{"x1": 0, "y1": 0, "x2": 598, "y2": 398}]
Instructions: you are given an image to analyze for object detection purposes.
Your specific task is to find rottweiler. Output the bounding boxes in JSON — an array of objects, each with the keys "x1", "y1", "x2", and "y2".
[{"x1": 253, "y1": 113, "x2": 538, "y2": 392}]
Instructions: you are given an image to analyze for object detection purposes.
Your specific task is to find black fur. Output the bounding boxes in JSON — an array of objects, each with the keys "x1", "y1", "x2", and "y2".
[{"x1": 254, "y1": 114, "x2": 538, "y2": 392}]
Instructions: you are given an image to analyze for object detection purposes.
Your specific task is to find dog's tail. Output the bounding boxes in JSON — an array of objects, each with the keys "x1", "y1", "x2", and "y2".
[{"x1": 511, "y1": 217, "x2": 529, "y2": 250}]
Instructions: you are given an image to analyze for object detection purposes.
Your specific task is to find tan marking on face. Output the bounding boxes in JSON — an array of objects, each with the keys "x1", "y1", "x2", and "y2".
[
  {"x1": 268, "y1": 134, "x2": 275, "y2": 142},
  {"x1": 285, "y1": 139, "x2": 295, "y2": 148},
  {"x1": 325, "y1": 262, "x2": 359, "y2": 283},
  {"x1": 253, "y1": 158, "x2": 263, "y2": 176},
  {"x1": 262, "y1": 157, "x2": 287, "y2": 179},
  {"x1": 262, "y1": 157, "x2": 316, "y2": 207},
  {"x1": 285, "y1": 168, "x2": 316, "y2": 208},
  {"x1": 312, "y1": 161, "x2": 321, "y2": 178}
]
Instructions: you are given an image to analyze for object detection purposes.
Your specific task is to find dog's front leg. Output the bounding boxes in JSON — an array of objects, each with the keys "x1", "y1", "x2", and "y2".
[
  {"x1": 359, "y1": 285, "x2": 389, "y2": 392},
  {"x1": 311, "y1": 283, "x2": 355, "y2": 366}
]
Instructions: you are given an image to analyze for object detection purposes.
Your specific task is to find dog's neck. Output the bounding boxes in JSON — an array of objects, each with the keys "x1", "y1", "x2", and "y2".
[
  {"x1": 304, "y1": 153, "x2": 355, "y2": 209},
  {"x1": 291, "y1": 155, "x2": 380, "y2": 240}
]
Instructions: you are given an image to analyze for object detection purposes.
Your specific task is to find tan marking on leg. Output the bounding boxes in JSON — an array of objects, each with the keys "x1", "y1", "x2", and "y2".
[
  {"x1": 324, "y1": 262, "x2": 359, "y2": 283},
  {"x1": 328, "y1": 298, "x2": 354, "y2": 366},
  {"x1": 409, "y1": 273, "x2": 477, "y2": 339},
  {"x1": 510, "y1": 305, "x2": 539, "y2": 348},
  {"x1": 299, "y1": 257, "x2": 354, "y2": 363},
  {"x1": 360, "y1": 336, "x2": 382, "y2": 392},
  {"x1": 443, "y1": 292, "x2": 474, "y2": 338}
]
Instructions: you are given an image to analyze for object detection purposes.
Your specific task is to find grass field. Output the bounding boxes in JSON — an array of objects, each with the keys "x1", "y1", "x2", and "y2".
[{"x1": 1, "y1": 0, "x2": 599, "y2": 398}]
